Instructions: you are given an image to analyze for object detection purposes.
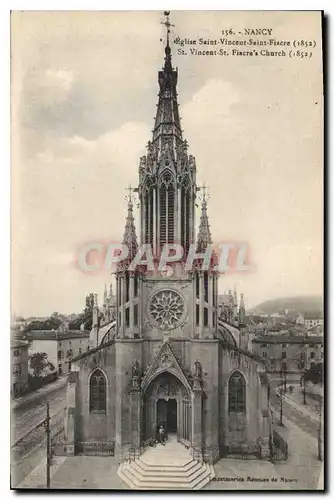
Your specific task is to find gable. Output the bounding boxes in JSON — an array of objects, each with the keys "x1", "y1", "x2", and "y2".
[{"x1": 141, "y1": 341, "x2": 192, "y2": 394}]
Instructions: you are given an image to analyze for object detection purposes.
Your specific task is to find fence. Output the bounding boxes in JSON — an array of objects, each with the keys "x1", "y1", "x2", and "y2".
[
  {"x1": 11, "y1": 406, "x2": 65, "y2": 487},
  {"x1": 270, "y1": 429, "x2": 288, "y2": 462}
]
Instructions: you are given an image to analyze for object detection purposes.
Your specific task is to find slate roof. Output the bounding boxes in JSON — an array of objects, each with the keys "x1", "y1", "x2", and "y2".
[
  {"x1": 253, "y1": 335, "x2": 323, "y2": 344},
  {"x1": 23, "y1": 330, "x2": 90, "y2": 341}
]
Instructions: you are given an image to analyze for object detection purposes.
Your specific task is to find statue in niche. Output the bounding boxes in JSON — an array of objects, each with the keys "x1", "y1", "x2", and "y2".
[
  {"x1": 132, "y1": 360, "x2": 141, "y2": 378},
  {"x1": 194, "y1": 360, "x2": 202, "y2": 379}
]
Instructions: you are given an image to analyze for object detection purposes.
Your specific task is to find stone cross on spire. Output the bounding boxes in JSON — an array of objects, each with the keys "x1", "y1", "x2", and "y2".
[
  {"x1": 125, "y1": 184, "x2": 134, "y2": 204},
  {"x1": 160, "y1": 11, "x2": 175, "y2": 48},
  {"x1": 160, "y1": 11, "x2": 175, "y2": 73},
  {"x1": 198, "y1": 183, "x2": 210, "y2": 204}
]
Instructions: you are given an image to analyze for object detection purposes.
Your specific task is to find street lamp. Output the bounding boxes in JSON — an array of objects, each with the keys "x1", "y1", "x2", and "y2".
[
  {"x1": 279, "y1": 368, "x2": 284, "y2": 426},
  {"x1": 303, "y1": 370, "x2": 307, "y2": 405},
  {"x1": 283, "y1": 365, "x2": 287, "y2": 393},
  {"x1": 318, "y1": 389, "x2": 323, "y2": 461},
  {"x1": 46, "y1": 403, "x2": 51, "y2": 488}
]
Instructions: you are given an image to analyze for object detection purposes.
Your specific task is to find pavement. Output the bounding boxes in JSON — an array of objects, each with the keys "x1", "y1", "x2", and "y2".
[
  {"x1": 15, "y1": 456, "x2": 126, "y2": 490},
  {"x1": 15, "y1": 410, "x2": 324, "y2": 491},
  {"x1": 12, "y1": 374, "x2": 324, "y2": 490},
  {"x1": 12, "y1": 376, "x2": 67, "y2": 411}
]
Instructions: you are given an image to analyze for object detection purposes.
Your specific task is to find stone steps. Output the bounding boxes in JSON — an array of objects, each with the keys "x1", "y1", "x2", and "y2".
[
  {"x1": 131, "y1": 459, "x2": 204, "y2": 478},
  {"x1": 117, "y1": 439, "x2": 214, "y2": 490}
]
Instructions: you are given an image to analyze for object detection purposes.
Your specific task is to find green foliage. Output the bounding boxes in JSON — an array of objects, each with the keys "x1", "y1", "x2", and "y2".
[
  {"x1": 29, "y1": 352, "x2": 48, "y2": 377},
  {"x1": 24, "y1": 316, "x2": 62, "y2": 332},
  {"x1": 68, "y1": 313, "x2": 85, "y2": 330}
]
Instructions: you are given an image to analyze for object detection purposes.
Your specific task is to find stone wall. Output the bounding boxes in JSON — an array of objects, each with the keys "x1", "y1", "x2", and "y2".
[{"x1": 219, "y1": 344, "x2": 269, "y2": 457}]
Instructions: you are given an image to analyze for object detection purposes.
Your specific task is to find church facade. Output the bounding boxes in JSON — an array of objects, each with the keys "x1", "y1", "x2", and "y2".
[{"x1": 64, "y1": 30, "x2": 271, "y2": 464}]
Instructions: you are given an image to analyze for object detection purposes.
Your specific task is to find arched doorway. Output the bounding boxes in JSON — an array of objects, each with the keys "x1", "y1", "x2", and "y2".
[{"x1": 143, "y1": 372, "x2": 191, "y2": 443}]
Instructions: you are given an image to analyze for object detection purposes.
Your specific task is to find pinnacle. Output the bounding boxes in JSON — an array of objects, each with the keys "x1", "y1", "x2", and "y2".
[
  {"x1": 196, "y1": 198, "x2": 213, "y2": 253},
  {"x1": 122, "y1": 198, "x2": 138, "y2": 261}
]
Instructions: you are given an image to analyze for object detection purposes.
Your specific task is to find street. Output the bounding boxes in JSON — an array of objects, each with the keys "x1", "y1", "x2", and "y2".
[
  {"x1": 11, "y1": 379, "x2": 67, "y2": 487},
  {"x1": 269, "y1": 376, "x2": 322, "y2": 440}
]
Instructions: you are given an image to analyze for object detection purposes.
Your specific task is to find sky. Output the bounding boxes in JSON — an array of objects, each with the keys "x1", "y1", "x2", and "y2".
[{"x1": 11, "y1": 10, "x2": 323, "y2": 317}]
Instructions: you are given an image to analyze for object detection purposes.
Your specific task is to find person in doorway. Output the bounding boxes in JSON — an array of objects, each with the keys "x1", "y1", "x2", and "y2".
[{"x1": 158, "y1": 424, "x2": 166, "y2": 445}]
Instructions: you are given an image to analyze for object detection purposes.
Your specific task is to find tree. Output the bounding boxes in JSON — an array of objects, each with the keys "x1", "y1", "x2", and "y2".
[
  {"x1": 68, "y1": 313, "x2": 85, "y2": 330},
  {"x1": 84, "y1": 293, "x2": 95, "y2": 330},
  {"x1": 24, "y1": 315, "x2": 62, "y2": 332},
  {"x1": 29, "y1": 352, "x2": 48, "y2": 377}
]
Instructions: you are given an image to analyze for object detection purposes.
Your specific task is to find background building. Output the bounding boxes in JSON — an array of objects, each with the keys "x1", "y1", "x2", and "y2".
[
  {"x1": 23, "y1": 330, "x2": 90, "y2": 375},
  {"x1": 11, "y1": 339, "x2": 29, "y2": 397},
  {"x1": 252, "y1": 334, "x2": 324, "y2": 373}
]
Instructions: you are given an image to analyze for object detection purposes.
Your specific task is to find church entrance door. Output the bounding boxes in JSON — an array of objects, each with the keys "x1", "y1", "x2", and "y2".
[
  {"x1": 144, "y1": 372, "x2": 191, "y2": 443},
  {"x1": 156, "y1": 398, "x2": 177, "y2": 433}
]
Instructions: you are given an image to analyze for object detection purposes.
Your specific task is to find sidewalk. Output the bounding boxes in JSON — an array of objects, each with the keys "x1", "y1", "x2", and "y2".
[
  {"x1": 271, "y1": 411, "x2": 323, "y2": 490},
  {"x1": 12, "y1": 377, "x2": 67, "y2": 411},
  {"x1": 15, "y1": 456, "x2": 127, "y2": 489},
  {"x1": 282, "y1": 388, "x2": 322, "y2": 424}
]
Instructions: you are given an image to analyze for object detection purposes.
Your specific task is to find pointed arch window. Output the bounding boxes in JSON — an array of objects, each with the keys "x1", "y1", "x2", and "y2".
[
  {"x1": 89, "y1": 369, "x2": 106, "y2": 413},
  {"x1": 228, "y1": 371, "x2": 246, "y2": 414},
  {"x1": 144, "y1": 183, "x2": 154, "y2": 245},
  {"x1": 159, "y1": 172, "x2": 175, "y2": 248},
  {"x1": 180, "y1": 177, "x2": 191, "y2": 254}
]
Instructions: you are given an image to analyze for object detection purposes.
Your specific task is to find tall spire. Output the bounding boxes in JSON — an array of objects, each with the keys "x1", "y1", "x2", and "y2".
[
  {"x1": 138, "y1": 11, "x2": 197, "y2": 257},
  {"x1": 103, "y1": 284, "x2": 108, "y2": 303},
  {"x1": 196, "y1": 187, "x2": 212, "y2": 253},
  {"x1": 122, "y1": 186, "x2": 138, "y2": 261},
  {"x1": 152, "y1": 11, "x2": 182, "y2": 149}
]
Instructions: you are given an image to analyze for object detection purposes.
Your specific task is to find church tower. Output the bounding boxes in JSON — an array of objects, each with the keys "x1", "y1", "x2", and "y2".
[
  {"x1": 117, "y1": 12, "x2": 219, "y2": 342},
  {"x1": 138, "y1": 22, "x2": 196, "y2": 257},
  {"x1": 65, "y1": 13, "x2": 271, "y2": 470}
]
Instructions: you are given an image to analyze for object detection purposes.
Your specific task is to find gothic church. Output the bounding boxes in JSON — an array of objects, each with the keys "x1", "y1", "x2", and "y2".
[{"x1": 64, "y1": 19, "x2": 271, "y2": 465}]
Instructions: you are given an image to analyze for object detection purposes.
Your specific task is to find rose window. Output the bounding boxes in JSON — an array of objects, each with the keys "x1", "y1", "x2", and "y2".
[{"x1": 149, "y1": 290, "x2": 185, "y2": 330}]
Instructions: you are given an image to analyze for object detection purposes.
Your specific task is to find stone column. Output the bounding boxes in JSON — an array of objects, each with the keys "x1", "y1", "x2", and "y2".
[
  {"x1": 118, "y1": 277, "x2": 124, "y2": 338},
  {"x1": 199, "y1": 272, "x2": 204, "y2": 337},
  {"x1": 153, "y1": 189, "x2": 157, "y2": 254},
  {"x1": 64, "y1": 371, "x2": 78, "y2": 456},
  {"x1": 191, "y1": 371, "x2": 203, "y2": 461},
  {"x1": 115, "y1": 274, "x2": 119, "y2": 333},
  {"x1": 129, "y1": 375, "x2": 142, "y2": 458},
  {"x1": 129, "y1": 275, "x2": 134, "y2": 331},
  {"x1": 121, "y1": 273, "x2": 126, "y2": 337},
  {"x1": 192, "y1": 391, "x2": 203, "y2": 460},
  {"x1": 177, "y1": 187, "x2": 181, "y2": 245},
  {"x1": 214, "y1": 277, "x2": 218, "y2": 331},
  {"x1": 185, "y1": 402, "x2": 189, "y2": 441},
  {"x1": 208, "y1": 275, "x2": 213, "y2": 330}
]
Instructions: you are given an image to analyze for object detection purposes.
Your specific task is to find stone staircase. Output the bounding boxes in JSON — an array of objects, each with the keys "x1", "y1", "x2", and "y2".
[{"x1": 117, "y1": 437, "x2": 215, "y2": 490}]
